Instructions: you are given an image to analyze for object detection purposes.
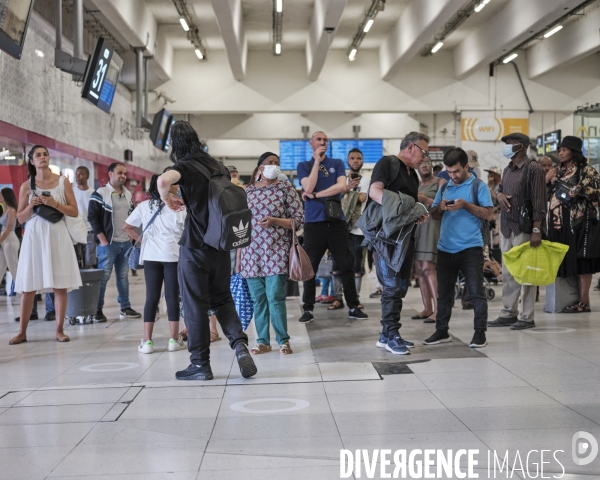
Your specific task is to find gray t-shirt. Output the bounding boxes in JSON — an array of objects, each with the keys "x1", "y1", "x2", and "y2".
[{"x1": 111, "y1": 191, "x2": 131, "y2": 242}]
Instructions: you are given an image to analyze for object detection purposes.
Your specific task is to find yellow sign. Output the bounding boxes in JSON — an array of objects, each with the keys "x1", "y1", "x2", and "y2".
[{"x1": 462, "y1": 118, "x2": 529, "y2": 141}]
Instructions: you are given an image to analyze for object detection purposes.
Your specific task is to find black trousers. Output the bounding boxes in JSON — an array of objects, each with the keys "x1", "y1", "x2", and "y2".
[
  {"x1": 349, "y1": 233, "x2": 366, "y2": 275},
  {"x1": 143, "y1": 260, "x2": 180, "y2": 322},
  {"x1": 302, "y1": 221, "x2": 359, "y2": 311},
  {"x1": 436, "y1": 247, "x2": 487, "y2": 332},
  {"x1": 178, "y1": 245, "x2": 248, "y2": 366},
  {"x1": 374, "y1": 241, "x2": 414, "y2": 339}
]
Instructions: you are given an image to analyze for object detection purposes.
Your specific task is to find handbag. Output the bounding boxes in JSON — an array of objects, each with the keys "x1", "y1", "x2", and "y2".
[
  {"x1": 577, "y1": 203, "x2": 600, "y2": 259},
  {"x1": 230, "y1": 272, "x2": 253, "y2": 330},
  {"x1": 554, "y1": 181, "x2": 575, "y2": 206},
  {"x1": 34, "y1": 204, "x2": 64, "y2": 223},
  {"x1": 316, "y1": 197, "x2": 343, "y2": 222},
  {"x1": 288, "y1": 219, "x2": 314, "y2": 281},
  {"x1": 64, "y1": 215, "x2": 88, "y2": 244},
  {"x1": 125, "y1": 203, "x2": 164, "y2": 270},
  {"x1": 341, "y1": 190, "x2": 360, "y2": 231},
  {"x1": 317, "y1": 254, "x2": 332, "y2": 278}
]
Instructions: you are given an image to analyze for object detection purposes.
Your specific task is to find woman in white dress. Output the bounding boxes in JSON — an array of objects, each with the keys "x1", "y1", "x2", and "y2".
[
  {"x1": 10, "y1": 145, "x2": 82, "y2": 345},
  {"x1": 0, "y1": 188, "x2": 20, "y2": 291}
]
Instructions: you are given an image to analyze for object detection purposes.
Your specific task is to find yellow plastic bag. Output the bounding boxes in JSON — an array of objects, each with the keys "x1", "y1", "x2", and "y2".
[{"x1": 503, "y1": 240, "x2": 569, "y2": 286}]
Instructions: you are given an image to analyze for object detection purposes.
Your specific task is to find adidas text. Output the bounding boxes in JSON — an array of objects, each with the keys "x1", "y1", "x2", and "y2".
[{"x1": 232, "y1": 237, "x2": 250, "y2": 247}]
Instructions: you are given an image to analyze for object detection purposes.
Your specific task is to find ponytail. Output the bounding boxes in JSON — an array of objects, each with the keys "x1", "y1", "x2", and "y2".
[{"x1": 26, "y1": 145, "x2": 48, "y2": 191}]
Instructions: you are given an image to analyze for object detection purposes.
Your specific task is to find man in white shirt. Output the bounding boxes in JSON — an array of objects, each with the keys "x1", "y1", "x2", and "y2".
[{"x1": 73, "y1": 166, "x2": 96, "y2": 267}]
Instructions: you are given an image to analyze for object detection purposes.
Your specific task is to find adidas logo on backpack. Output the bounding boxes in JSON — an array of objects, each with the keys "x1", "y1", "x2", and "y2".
[{"x1": 189, "y1": 162, "x2": 252, "y2": 251}]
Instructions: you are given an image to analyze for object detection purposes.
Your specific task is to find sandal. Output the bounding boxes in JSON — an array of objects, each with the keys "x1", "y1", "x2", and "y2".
[
  {"x1": 9, "y1": 334, "x2": 27, "y2": 345},
  {"x1": 178, "y1": 330, "x2": 188, "y2": 342},
  {"x1": 210, "y1": 332, "x2": 221, "y2": 342},
  {"x1": 562, "y1": 302, "x2": 591, "y2": 314},
  {"x1": 56, "y1": 333, "x2": 70, "y2": 343},
  {"x1": 280, "y1": 342, "x2": 293, "y2": 355},
  {"x1": 327, "y1": 300, "x2": 345, "y2": 310},
  {"x1": 250, "y1": 343, "x2": 272, "y2": 354}
]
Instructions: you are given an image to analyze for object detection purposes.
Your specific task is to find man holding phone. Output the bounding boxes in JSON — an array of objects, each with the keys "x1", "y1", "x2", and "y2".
[
  {"x1": 426, "y1": 148, "x2": 494, "y2": 348},
  {"x1": 297, "y1": 132, "x2": 368, "y2": 323},
  {"x1": 330, "y1": 148, "x2": 371, "y2": 309}
]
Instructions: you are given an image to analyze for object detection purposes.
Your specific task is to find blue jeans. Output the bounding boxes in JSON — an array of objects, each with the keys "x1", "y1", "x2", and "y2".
[
  {"x1": 436, "y1": 247, "x2": 487, "y2": 331},
  {"x1": 319, "y1": 277, "x2": 333, "y2": 296},
  {"x1": 246, "y1": 274, "x2": 289, "y2": 346},
  {"x1": 97, "y1": 241, "x2": 131, "y2": 310},
  {"x1": 32, "y1": 293, "x2": 55, "y2": 316}
]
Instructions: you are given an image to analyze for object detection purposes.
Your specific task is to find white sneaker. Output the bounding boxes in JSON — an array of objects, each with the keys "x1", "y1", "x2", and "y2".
[
  {"x1": 138, "y1": 339, "x2": 154, "y2": 354},
  {"x1": 168, "y1": 337, "x2": 186, "y2": 352}
]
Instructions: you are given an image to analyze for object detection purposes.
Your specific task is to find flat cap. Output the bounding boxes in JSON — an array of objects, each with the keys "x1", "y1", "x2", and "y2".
[{"x1": 501, "y1": 132, "x2": 530, "y2": 148}]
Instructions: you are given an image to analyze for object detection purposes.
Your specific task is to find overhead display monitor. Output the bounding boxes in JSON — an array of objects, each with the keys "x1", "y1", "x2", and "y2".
[
  {"x1": 331, "y1": 139, "x2": 384, "y2": 164},
  {"x1": 0, "y1": 0, "x2": 35, "y2": 59},
  {"x1": 543, "y1": 130, "x2": 561, "y2": 154},
  {"x1": 81, "y1": 37, "x2": 123, "y2": 113},
  {"x1": 279, "y1": 140, "x2": 323, "y2": 170},
  {"x1": 150, "y1": 109, "x2": 173, "y2": 151},
  {"x1": 536, "y1": 135, "x2": 544, "y2": 156}
]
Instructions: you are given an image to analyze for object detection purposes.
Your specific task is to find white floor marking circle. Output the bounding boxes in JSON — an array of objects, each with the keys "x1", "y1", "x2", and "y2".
[
  {"x1": 229, "y1": 398, "x2": 310, "y2": 413},
  {"x1": 527, "y1": 327, "x2": 576, "y2": 333},
  {"x1": 79, "y1": 362, "x2": 140, "y2": 372}
]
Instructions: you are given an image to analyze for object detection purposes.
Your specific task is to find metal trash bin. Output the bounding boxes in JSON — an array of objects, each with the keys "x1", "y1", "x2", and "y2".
[{"x1": 66, "y1": 269, "x2": 104, "y2": 325}]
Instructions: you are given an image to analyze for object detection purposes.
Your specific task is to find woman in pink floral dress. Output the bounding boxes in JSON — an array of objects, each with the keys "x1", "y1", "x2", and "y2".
[{"x1": 240, "y1": 152, "x2": 304, "y2": 355}]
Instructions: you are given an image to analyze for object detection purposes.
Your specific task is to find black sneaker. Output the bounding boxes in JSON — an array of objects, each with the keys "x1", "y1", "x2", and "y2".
[
  {"x1": 469, "y1": 330, "x2": 487, "y2": 348},
  {"x1": 14, "y1": 313, "x2": 39, "y2": 322},
  {"x1": 487, "y1": 316, "x2": 517, "y2": 327},
  {"x1": 95, "y1": 309, "x2": 107, "y2": 323},
  {"x1": 235, "y1": 343, "x2": 258, "y2": 379},
  {"x1": 423, "y1": 329, "x2": 452, "y2": 345},
  {"x1": 120, "y1": 308, "x2": 142, "y2": 318},
  {"x1": 44, "y1": 311, "x2": 56, "y2": 321},
  {"x1": 510, "y1": 320, "x2": 536, "y2": 330},
  {"x1": 299, "y1": 311, "x2": 314, "y2": 323},
  {"x1": 349, "y1": 308, "x2": 368, "y2": 319},
  {"x1": 175, "y1": 364, "x2": 213, "y2": 381}
]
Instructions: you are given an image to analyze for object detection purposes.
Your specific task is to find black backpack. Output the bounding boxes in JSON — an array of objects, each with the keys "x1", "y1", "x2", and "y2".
[
  {"x1": 190, "y1": 162, "x2": 252, "y2": 251},
  {"x1": 440, "y1": 177, "x2": 491, "y2": 246}
]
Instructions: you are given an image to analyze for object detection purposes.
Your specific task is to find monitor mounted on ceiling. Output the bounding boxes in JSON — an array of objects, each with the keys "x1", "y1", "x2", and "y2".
[
  {"x1": 150, "y1": 109, "x2": 173, "y2": 151},
  {"x1": 81, "y1": 37, "x2": 123, "y2": 113},
  {"x1": 0, "y1": 0, "x2": 36, "y2": 59}
]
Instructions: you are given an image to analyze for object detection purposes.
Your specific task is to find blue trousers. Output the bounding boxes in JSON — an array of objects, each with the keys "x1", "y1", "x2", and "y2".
[{"x1": 97, "y1": 241, "x2": 131, "y2": 310}]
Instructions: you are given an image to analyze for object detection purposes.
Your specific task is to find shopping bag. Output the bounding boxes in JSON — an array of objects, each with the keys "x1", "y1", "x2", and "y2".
[
  {"x1": 317, "y1": 254, "x2": 332, "y2": 279},
  {"x1": 503, "y1": 240, "x2": 569, "y2": 286},
  {"x1": 230, "y1": 273, "x2": 253, "y2": 330}
]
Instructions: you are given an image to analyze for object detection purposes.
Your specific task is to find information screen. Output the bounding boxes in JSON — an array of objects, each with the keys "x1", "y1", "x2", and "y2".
[
  {"x1": 543, "y1": 130, "x2": 561, "y2": 154},
  {"x1": 279, "y1": 140, "x2": 321, "y2": 170},
  {"x1": 0, "y1": 0, "x2": 35, "y2": 59},
  {"x1": 331, "y1": 139, "x2": 383, "y2": 164},
  {"x1": 81, "y1": 37, "x2": 123, "y2": 113}
]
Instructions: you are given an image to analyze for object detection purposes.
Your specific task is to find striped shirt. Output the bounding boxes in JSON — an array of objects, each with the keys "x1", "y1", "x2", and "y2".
[{"x1": 498, "y1": 157, "x2": 547, "y2": 238}]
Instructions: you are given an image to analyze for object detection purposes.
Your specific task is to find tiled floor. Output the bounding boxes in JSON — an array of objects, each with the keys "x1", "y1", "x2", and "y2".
[{"x1": 1, "y1": 272, "x2": 600, "y2": 479}]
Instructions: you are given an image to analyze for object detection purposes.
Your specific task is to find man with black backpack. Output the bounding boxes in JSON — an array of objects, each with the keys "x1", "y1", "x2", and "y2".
[
  {"x1": 423, "y1": 148, "x2": 494, "y2": 349},
  {"x1": 157, "y1": 121, "x2": 257, "y2": 381}
]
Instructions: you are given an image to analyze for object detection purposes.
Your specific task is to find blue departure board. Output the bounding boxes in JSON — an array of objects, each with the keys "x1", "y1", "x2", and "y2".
[
  {"x1": 280, "y1": 140, "x2": 327, "y2": 170},
  {"x1": 331, "y1": 139, "x2": 383, "y2": 163}
]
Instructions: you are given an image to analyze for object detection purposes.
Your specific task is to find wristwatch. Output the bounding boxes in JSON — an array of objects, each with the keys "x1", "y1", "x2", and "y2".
[{"x1": 532, "y1": 228, "x2": 541, "y2": 234}]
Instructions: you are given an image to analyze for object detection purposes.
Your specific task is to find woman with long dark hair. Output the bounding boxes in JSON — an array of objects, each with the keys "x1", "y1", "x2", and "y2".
[
  {"x1": 10, "y1": 145, "x2": 81, "y2": 345},
  {"x1": 0, "y1": 188, "x2": 20, "y2": 290},
  {"x1": 123, "y1": 174, "x2": 186, "y2": 353},
  {"x1": 157, "y1": 121, "x2": 257, "y2": 381},
  {"x1": 547, "y1": 136, "x2": 600, "y2": 313}
]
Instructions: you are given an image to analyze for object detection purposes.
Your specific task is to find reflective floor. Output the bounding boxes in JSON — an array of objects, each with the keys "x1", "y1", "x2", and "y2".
[{"x1": 1, "y1": 272, "x2": 599, "y2": 479}]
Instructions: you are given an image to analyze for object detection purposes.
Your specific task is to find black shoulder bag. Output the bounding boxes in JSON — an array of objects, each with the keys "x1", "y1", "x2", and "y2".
[
  {"x1": 315, "y1": 197, "x2": 343, "y2": 222},
  {"x1": 32, "y1": 187, "x2": 64, "y2": 224},
  {"x1": 518, "y1": 160, "x2": 533, "y2": 234}
]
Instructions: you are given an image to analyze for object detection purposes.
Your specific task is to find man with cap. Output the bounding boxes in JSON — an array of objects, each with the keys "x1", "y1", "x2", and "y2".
[
  {"x1": 485, "y1": 166, "x2": 502, "y2": 205},
  {"x1": 227, "y1": 166, "x2": 245, "y2": 188},
  {"x1": 467, "y1": 150, "x2": 483, "y2": 180},
  {"x1": 488, "y1": 133, "x2": 547, "y2": 330}
]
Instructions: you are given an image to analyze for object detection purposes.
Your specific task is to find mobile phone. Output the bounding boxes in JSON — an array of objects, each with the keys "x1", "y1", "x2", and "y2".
[
  {"x1": 445, "y1": 199, "x2": 455, "y2": 206},
  {"x1": 350, "y1": 173, "x2": 361, "y2": 180},
  {"x1": 41, "y1": 191, "x2": 51, "y2": 197}
]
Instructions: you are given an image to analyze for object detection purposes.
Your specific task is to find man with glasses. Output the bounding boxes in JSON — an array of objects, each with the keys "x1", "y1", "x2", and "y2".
[
  {"x1": 369, "y1": 132, "x2": 430, "y2": 354},
  {"x1": 297, "y1": 131, "x2": 368, "y2": 323}
]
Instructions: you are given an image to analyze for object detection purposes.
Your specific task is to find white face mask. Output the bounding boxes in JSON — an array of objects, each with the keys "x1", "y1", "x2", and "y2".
[
  {"x1": 503, "y1": 144, "x2": 519, "y2": 159},
  {"x1": 262, "y1": 165, "x2": 281, "y2": 180}
]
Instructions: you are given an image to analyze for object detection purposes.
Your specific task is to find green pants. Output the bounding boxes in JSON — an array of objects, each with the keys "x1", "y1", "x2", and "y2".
[{"x1": 246, "y1": 274, "x2": 289, "y2": 346}]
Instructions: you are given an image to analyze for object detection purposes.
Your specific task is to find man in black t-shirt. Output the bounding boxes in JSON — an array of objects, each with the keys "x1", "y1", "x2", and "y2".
[
  {"x1": 157, "y1": 121, "x2": 257, "y2": 381},
  {"x1": 369, "y1": 132, "x2": 430, "y2": 355}
]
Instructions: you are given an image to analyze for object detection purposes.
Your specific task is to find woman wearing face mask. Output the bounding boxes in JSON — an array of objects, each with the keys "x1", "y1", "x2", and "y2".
[
  {"x1": 239, "y1": 152, "x2": 304, "y2": 355},
  {"x1": 546, "y1": 136, "x2": 600, "y2": 313}
]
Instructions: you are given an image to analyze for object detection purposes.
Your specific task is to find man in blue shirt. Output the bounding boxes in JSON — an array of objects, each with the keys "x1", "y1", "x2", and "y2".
[
  {"x1": 425, "y1": 147, "x2": 494, "y2": 348},
  {"x1": 296, "y1": 131, "x2": 368, "y2": 323}
]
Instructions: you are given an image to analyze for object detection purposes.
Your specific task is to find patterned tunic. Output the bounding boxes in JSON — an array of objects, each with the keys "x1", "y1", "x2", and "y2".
[{"x1": 240, "y1": 181, "x2": 304, "y2": 278}]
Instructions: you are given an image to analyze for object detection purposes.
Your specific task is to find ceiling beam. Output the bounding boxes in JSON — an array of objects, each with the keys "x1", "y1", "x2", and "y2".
[
  {"x1": 453, "y1": 0, "x2": 583, "y2": 79},
  {"x1": 528, "y1": 4, "x2": 600, "y2": 78},
  {"x1": 379, "y1": 0, "x2": 466, "y2": 81},
  {"x1": 211, "y1": 0, "x2": 247, "y2": 81},
  {"x1": 306, "y1": 0, "x2": 348, "y2": 81}
]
